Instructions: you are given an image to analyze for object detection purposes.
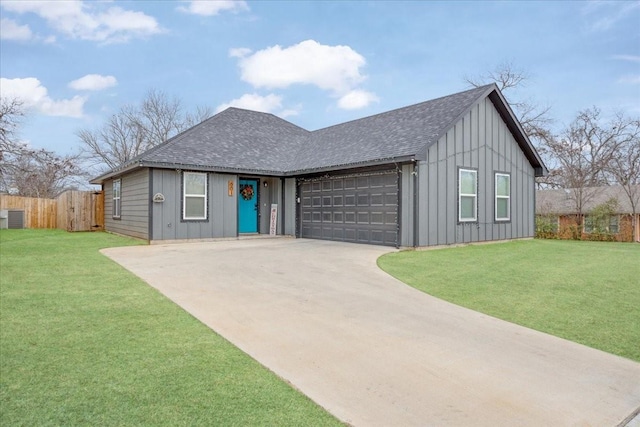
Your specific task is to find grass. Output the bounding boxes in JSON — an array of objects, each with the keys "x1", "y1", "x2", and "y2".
[
  {"x1": 378, "y1": 239, "x2": 640, "y2": 362},
  {"x1": 0, "y1": 229, "x2": 341, "y2": 426}
]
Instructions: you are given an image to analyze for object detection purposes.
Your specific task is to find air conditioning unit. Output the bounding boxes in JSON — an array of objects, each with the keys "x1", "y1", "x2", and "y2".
[{"x1": 7, "y1": 210, "x2": 25, "y2": 229}]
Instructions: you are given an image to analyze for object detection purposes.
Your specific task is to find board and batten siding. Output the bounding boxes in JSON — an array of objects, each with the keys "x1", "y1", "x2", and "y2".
[
  {"x1": 284, "y1": 178, "x2": 296, "y2": 236},
  {"x1": 400, "y1": 163, "x2": 415, "y2": 247},
  {"x1": 104, "y1": 168, "x2": 150, "y2": 240},
  {"x1": 150, "y1": 170, "x2": 237, "y2": 241},
  {"x1": 417, "y1": 97, "x2": 535, "y2": 246}
]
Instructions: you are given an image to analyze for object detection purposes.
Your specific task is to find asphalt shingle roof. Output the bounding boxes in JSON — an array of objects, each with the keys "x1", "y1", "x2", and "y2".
[
  {"x1": 291, "y1": 85, "x2": 491, "y2": 172},
  {"x1": 93, "y1": 83, "x2": 544, "y2": 182},
  {"x1": 139, "y1": 107, "x2": 309, "y2": 174}
]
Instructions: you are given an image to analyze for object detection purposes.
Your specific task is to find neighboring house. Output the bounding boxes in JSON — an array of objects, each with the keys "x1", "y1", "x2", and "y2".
[
  {"x1": 536, "y1": 185, "x2": 640, "y2": 242},
  {"x1": 90, "y1": 84, "x2": 547, "y2": 247}
]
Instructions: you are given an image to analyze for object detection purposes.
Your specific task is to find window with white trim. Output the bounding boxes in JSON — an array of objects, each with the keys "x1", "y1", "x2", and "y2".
[
  {"x1": 112, "y1": 179, "x2": 121, "y2": 219},
  {"x1": 495, "y1": 173, "x2": 511, "y2": 221},
  {"x1": 183, "y1": 172, "x2": 207, "y2": 220},
  {"x1": 459, "y1": 168, "x2": 477, "y2": 222}
]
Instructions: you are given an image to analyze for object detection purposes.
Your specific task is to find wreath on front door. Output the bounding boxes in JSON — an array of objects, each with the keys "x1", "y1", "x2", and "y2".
[{"x1": 240, "y1": 184, "x2": 254, "y2": 201}]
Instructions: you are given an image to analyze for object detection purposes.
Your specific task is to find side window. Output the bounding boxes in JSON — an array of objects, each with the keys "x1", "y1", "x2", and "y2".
[
  {"x1": 495, "y1": 173, "x2": 510, "y2": 222},
  {"x1": 458, "y1": 168, "x2": 477, "y2": 222},
  {"x1": 113, "y1": 179, "x2": 121, "y2": 219},
  {"x1": 584, "y1": 216, "x2": 594, "y2": 233},
  {"x1": 584, "y1": 215, "x2": 618, "y2": 233},
  {"x1": 183, "y1": 172, "x2": 207, "y2": 220}
]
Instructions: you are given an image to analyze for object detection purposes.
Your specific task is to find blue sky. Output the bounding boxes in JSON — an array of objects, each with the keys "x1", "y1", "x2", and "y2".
[{"x1": 1, "y1": 0, "x2": 639, "y2": 156}]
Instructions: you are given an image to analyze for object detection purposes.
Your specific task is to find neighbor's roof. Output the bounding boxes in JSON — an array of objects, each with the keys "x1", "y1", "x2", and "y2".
[
  {"x1": 536, "y1": 185, "x2": 640, "y2": 214},
  {"x1": 91, "y1": 84, "x2": 546, "y2": 183}
]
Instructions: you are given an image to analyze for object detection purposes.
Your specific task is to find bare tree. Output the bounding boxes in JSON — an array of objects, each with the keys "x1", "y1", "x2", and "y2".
[
  {"x1": 6, "y1": 145, "x2": 86, "y2": 198},
  {"x1": 0, "y1": 96, "x2": 25, "y2": 151},
  {"x1": 545, "y1": 108, "x2": 635, "y2": 227},
  {"x1": 1, "y1": 95, "x2": 86, "y2": 197},
  {"x1": 607, "y1": 118, "x2": 640, "y2": 241},
  {"x1": 464, "y1": 61, "x2": 553, "y2": 145},
  {"x1": 77, "y1": 89, "x2": 212, "y2": 173}
]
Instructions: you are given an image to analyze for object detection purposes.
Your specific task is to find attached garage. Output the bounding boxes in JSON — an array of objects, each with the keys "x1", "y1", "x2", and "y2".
[
  {"x1": 92, "y1": 84, "x2": 547, "y2": 248},
  {"x1": 299, "y1": 170, "x2": 399, "y2": 246}
]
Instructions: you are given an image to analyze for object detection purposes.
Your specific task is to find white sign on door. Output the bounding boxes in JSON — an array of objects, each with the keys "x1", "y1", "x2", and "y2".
[{"x1": 269, "y1": 204, "x2": 278, "y2": 236}]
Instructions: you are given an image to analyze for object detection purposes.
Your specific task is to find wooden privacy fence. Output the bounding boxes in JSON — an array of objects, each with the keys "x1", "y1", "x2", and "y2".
[
  {"x1": 0, "y1": 194, "x2": 57, "y2": 229},
  {"x1": 0, "y1": 191, "x2": 104, "y2": 231}
]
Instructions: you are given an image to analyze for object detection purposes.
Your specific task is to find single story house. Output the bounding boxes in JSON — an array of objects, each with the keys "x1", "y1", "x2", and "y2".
[
  {"x1": 90, "y1": 84, "x2": 547, "y2": 247},
  {"x1": 536, "y1": 185, "x2": 640, "y2": 242}
]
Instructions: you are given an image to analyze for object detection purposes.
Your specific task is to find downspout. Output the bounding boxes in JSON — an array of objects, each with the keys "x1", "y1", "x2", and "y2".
[
  {"x1": 148, "y1": 168, "x2": 153, "y2": 243},
  {"x1": 280, "y1": 178, "x2": 285, "y2": 235},
  {"x1": 413, "y1": 160, "x2": 419, "y2": 248},
  {"x1": 396, "y1": 164, "x2": 401, "y2": 249}
]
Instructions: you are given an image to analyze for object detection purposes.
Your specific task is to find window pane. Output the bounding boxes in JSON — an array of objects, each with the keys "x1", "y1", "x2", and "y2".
[
  {"x1": 460, "y1": 171, "x2": 476, "y2": 195},
  {"x1": 460, "y1": 196, "x2": 475, "y2": 220},
  {"x1": 113, "y1": 180, "x2": 120, "y2": 198},
  {"x1": 185, "y1": 197, "x2": 205, "y2": 218},
  {"x1": 584, "y1": 216, "x2": 593, "y2": 233},
  {"x1": 497, "y1": 198, "x2": 509, "y2": 219},
  {"x1": 610, "y1": 216, "x2": 619, "y2": 233},
  {"x1": 185, "y1": 173, "x2": 206, "y2": 195},
  {"x1": 496, "y1": 175, "x2": 509, "y2": 196}
]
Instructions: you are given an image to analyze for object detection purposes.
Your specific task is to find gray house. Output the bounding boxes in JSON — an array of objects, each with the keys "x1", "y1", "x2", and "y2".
[{"x1": 91, "y1": 84, "x2": 547, "y2": 247}]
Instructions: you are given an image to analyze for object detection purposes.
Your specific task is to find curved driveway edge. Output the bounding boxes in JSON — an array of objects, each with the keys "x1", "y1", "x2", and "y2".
[{"x1": 102, "y1": 238, "x2": 640, "y2": 426}]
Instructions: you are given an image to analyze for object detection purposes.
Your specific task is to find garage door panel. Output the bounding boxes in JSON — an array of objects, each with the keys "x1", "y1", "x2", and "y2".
[
  {"x1": 385, "y1": 212, "x2": 397, "y2": 224},
  {"x1": 370, "y1": 212, "x2": 384, "y2": 224},
  {"x1": 344, "y1": 228, "x2": 357, "y2": 241},
  {"x1": 385, "y1": 193, "x2": 398, "y2": 205},
  {"x1": 344, "y1": 178, "x2": 356, "y2": 189},
  {"x1": 300, "y1": 170, "x2": 398, "y2": 247},
  {"x1": 370, "y1": 193, "x2": 384, "y2": 206},
  {"x1": 345, "y1": 212, "x2": 356, "y2": 223},
  {"x1": 357, "y1": 212, "x2": 370, "y2": 223}
]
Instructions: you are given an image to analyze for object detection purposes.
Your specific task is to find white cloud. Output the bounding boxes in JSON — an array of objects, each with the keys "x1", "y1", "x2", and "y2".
[
  {"x1": 337, "y1": 90, "x2": 379, "y2": 110},
  {"x1": 68, "y1": 74, "x2": 117, "y2": 91},
  {"x1": 216, "y1": 93, "x2": 284, "y2": 114},
  {"x1": 612, "y1": 54, "x2": 640, "y2": 63},
  {"x1": 0, "y1": 77, "x2": 86, "y2": 118},
  {"x1": 234, "y1": 40, "x2": 368, "y2": 94},
  {"x1": 231, "y1": 40, "x2": 378, "y2": 110},
  {"x1": 178, "y1": 0, "x2": 249, "y2": 16},
  {"x1": 0, "y1": 18, "x2": 33, "y2": 41},
  {"x1": 618, "y1": 75, "x2": 640, "y2": 85},
  {"x1": 229, "y1": 47, "x2": 252, "y2": 58},
  {"x1": 0, "y1": 0, "x2": 162, "y2": 43},
  {"x1": 582, "y1": 1, "x2": 640, "y2": 32}
]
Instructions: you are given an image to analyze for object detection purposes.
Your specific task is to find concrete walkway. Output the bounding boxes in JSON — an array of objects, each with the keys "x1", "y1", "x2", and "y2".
[{"x1": 102, "y1": 238, "x2": 640, "y2": 426}]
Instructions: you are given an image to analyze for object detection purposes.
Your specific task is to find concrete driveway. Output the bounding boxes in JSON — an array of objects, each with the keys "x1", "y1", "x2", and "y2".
[{"x1": 102, "y1": 238, "x2": 640, "y2": 426}]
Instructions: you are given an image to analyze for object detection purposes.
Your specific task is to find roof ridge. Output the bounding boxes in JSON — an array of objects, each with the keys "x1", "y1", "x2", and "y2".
[{"x1": 310, "y1": 84, "x2": 495, "y2": 134}]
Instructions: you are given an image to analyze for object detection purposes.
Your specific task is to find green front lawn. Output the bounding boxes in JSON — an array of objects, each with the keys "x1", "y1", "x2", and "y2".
[
  {"x1": 378, "y1": 239, "x2": 640, "y2": 362},
  {"x1": 0, "y1": 229, "x2": 341, "y2": 426}
]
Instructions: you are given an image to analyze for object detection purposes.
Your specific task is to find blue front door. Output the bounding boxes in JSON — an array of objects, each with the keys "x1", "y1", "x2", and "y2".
[{"x1": 238, "y1": 179, "x2": 259, "y2": 233}]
